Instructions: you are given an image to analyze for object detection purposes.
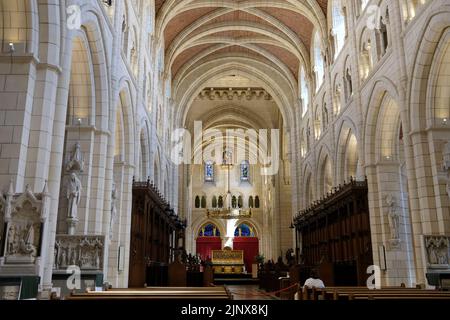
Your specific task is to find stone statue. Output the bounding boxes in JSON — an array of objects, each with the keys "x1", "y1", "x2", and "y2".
[
  {"x1": 385, "y1": 194, "x2": 400, "y2": 241},
  {"x1": 6, "y1": 225, "x2": 16, "y2": 254},
  {"x1": 66, "y1": 142, "x2": 84, "y2": 172},
  {"x1": 67, "y1": 172, "x2": 82, "y2": 220},
  {"x1": 19, "y1": 223, "x2": 37, "y2": 257},
  {"x1": 54, "y1": 240, "x2": 60, "y2": 269},
  {"x1": 109, "y1": 183, "x2": 118, "y2": 239}
]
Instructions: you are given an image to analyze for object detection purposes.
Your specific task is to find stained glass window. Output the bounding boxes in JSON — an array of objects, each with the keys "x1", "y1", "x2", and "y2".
[
  {"x1": 240, "y1": 160, "x2": 250, "y2": 181},
  {"x1": 199, "y1": 223, "x2": 220, "y2": 237},
  {"x1": 204, "y1": 161, "x2": 214, "y2": 182},
  {"x1": 234, "y1": 223, "x2": 255, "y2": 237}
]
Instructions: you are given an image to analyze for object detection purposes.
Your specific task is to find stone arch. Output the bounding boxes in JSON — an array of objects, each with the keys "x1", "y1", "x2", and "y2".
[
  {"x1": 302, "y1": 164, "x2": 314, "y2": 207},
  {"x1": 364, "y1": 78, "x2": 400, "y2": 165},
  {"x1": 336, "y1": 119, "x2": 360, "y2": 184},
  {"x1": 0, "y1": 0, "x2": 39, "y2": 54},
  {"x1": 317, "y1": 145, "x2": 334, "y2": 197},
  {"x1": 66, "y1": 33, "x2": 95, "y2": 126},
  {"x1": 358, "y1": 27, "x2": 374, "y2": 80},
  {"x1": 234, "y1": 220, "x2": 260, "y2": 238},
  {"x1": 116, "y1": 81, "x2": 136, "y2": 167},
  {"x1": 79, "y1": 11, "x2": 111, "y2": 131},
  {"x1": 174, "y1": 59, "x2": 296, "y2": 129},
  {"x1": 138, "y1": 123, "x2": 150, "y2": 180},
  {"x1": 194, "y1": 219, "x2": 225, "y2": 239}
]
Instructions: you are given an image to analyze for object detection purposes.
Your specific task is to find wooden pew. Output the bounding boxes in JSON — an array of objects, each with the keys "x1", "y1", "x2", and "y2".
[
  {"x1": 297, "y1": 286, "x2": 450, "y2": 301},
  {"x1": 67, "y1": 286, "x2": 232, "y2": 300}
]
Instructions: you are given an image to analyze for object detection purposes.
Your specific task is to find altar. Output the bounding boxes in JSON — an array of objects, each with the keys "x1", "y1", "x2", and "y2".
[{"x1": 211, "y1": 250, "x2": 245, "y2": 274}]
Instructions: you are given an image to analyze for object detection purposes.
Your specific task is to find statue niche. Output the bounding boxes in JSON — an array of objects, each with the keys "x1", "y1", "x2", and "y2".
[{"x1": 5, "y1": 200, "x2": 41, "y2": 264}]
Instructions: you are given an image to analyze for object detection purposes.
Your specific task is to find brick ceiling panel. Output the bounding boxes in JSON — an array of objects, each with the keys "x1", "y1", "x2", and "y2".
[
  {"x1": 258, "y1": 44, "x2": 299, "y2": 79},
  {"x1": 164, "y1": 7, "x2": 218, "y2": 49},
  {"x1": 172, "y1": 44, "x2": 214, "y2": 77},
  {"x1": 159, "y1": 2, "x2": 327, "y2": 82},
  {"x1": 258, "y1": 7, "x2": 314, "y2": 50}
]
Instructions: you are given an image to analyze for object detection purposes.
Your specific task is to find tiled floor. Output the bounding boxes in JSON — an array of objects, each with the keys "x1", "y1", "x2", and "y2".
[{"x1": 226, "y1": 285, "x2": 280, "y2": 300}]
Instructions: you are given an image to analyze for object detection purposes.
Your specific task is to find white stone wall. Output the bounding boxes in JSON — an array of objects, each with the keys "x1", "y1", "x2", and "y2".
[
  {"x1": 0, "y1": 0, "x2": 176, "y2": 291},
  {"x1": 295, "y1": 0, "x2": 450, "y2": 287}
]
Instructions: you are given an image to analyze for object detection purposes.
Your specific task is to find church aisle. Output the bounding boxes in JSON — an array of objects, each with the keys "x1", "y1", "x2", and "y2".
[{"x1": 226, "y1": 285, "x2": 280, "y2": 300}]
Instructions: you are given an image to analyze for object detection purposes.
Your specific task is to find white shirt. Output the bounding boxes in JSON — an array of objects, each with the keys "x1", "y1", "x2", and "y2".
[{"x1": 303, "y1": 278, "x2": 325, "y2": 289}]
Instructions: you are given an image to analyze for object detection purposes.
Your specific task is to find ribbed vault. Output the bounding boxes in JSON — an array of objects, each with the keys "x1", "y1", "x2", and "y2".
[{"x1": 155, "y1": 0, "x2": 328, "y2": 128}]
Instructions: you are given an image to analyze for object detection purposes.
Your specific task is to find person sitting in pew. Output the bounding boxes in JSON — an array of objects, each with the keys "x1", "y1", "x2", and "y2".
[{"x1": 303, "y1": 270, "x2": 325, "y2": 289}]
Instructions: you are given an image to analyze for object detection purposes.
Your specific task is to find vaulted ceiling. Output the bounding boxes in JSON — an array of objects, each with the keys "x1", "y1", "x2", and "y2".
[{"x1": 155, "y1": 1, "x2": 329, "y2": 127}]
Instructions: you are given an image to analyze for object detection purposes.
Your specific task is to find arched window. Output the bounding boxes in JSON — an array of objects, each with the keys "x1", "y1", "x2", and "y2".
[
  {"x1": 201, "y1": 196, "x2": 207, "y2": 208},
  {"x1": 218, "y1": 196, "x2": 224, "y2": 208},
  {"x1": 240, "y1": 160, "x2": 250, "y2": 181},
  {"x1": 232, "y1": 196, "x2": 237, "y2": 208},
  {"x1": 314, "y1": 107, "x2": 321, "y2": 139},
  {"x1": 195, "y1": 196, "x2": 200, "y2": 208},
  {"x1": 199, "y1": 223, "x2": 220, "y2": 237},
  {"x1": 313, "y1": 31, "x2": 325, "y2": 91},
  {"x1": 322, "y1": 103, "x2": 329, "y2": 128},
  {"x1": 334, "y1": 83, "x2": 342, "y2": 115},
  {"x1": 255, "y1": 196, "x2": 260, "y2": 209},
  {"x1": 212, "y1": 196, "x2": 217, "y2": 208},
  {"x1": 300, "y1": 66, "x2": 310, "y2": 117},
  {"x1": 234, "y1": 223, "x2": 255, "y2": 237},
  {"x1": 345, "y1": 67, "x2": 353, "y2": 100},
  {"x1": 248, "y1": 196, "x2": 254, "y2": 208},
  {"x1": 332, "y1": 0, "x2": 346, "y2": 58},
  {"x1": 379, "y1": 11, "x2": 389, "y2": 56},
  {"x1": 238, "y1": 196, "x2": 243, "y2": 208},
  {"x1": 204, "y1": 160, "x2": 214, "y2": 182}
]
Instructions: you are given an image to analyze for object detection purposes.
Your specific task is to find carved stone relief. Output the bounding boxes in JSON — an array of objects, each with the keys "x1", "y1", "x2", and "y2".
[
  {"x1": 53, "y1": 235, "x2": 104, "y2": 271},
  {"x1": 2, "y1": 183, "x2": 48, "y2": 266},
  {"x1": 4, "y1": 201, "x2": 41, "y2": 264},
  {"x1": 425, "y1": 236, "x2": 450, "y2": 268},
  {"x1": 198, "y1": 88, "x2": 272, "y2": 101}
]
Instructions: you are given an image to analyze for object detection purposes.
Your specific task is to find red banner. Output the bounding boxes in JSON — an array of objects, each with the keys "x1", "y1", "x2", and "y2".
[
  {"x1": 233, "y1": 237, "x2": 259, "y2": 273},
  {"x1": 196, "y1": 237, "x2": 222, "y2": 260}
]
